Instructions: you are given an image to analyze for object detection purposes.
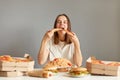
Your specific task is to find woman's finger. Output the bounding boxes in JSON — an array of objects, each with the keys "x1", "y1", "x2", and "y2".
[
  {"x1": 65, "y1": 30, "x2": 74, "y2": 36},
  {"x1": 52, "y1": 28, "x2": 62, "y2": 32}
]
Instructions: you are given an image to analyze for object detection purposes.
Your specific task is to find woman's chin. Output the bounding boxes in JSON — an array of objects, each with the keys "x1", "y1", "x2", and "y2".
[{"x1": 58, "y1": 31, "x2": 66, "y2": 35}]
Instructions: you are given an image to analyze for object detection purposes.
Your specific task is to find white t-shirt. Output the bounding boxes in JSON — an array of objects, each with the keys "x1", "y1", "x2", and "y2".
[{"x1": 46, "y1": 37, "x2": 74, "y2": 64}]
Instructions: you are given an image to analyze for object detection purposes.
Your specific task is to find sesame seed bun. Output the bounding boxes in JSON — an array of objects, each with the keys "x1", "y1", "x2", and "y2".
[{"x1": 70, "y1": 67, "x2": 87, "y2": 72}]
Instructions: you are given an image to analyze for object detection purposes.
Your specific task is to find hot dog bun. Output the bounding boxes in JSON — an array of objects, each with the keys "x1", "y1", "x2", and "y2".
[{"x1": 27, "y1": 69, "x2": 52, "y2": 78}]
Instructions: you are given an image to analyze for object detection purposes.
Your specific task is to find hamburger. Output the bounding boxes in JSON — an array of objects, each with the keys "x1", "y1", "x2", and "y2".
[{"x1": 69, "y1": 67, "x2": 89, "y2": 77}]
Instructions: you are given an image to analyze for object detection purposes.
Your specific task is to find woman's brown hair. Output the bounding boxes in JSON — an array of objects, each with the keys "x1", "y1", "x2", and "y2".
[{"x1": 53, "y1": 14, "x2": 72, "y2": 44}]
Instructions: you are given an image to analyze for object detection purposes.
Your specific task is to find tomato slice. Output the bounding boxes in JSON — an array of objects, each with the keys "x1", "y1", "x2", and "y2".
[
  {"x1": 53, "y1": 58, "x2": 58, "y2": 61},
  {"x1": 68, "y1": 63, "x2": 72, "y2": 66}
]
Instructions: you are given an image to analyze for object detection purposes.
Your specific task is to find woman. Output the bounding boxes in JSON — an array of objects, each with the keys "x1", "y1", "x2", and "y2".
[{"x1": 38, "y1": 14, "x2": 82, "y2": 66}]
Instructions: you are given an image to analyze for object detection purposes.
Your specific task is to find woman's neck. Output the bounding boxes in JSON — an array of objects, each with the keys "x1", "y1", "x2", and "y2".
[{"x1": 58, "y1": 34, "x2": 65, "y2": 42}]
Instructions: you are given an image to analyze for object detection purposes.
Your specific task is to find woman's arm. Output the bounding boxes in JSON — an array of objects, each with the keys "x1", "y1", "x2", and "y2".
[
  {"x1": 38, "y1": 35, "x2": 50, "y2": 65},
  {"x1": 73, "y1": 37, "x2": 82, "y2": 67},
  {"x1": 38, "y1": 28, "x2": 62, "y2": 65},
  {"x1": 66, "y1": 31, "x2": 82, "y2": 66}
]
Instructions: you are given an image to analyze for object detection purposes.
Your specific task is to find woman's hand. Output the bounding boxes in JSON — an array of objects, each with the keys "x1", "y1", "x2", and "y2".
[
  {"x1": 65, "y1": 30, "x2": 79, "y2": 44},
  {"x1": 44, "y1": 28, "x2": 62, "y2": 41}
]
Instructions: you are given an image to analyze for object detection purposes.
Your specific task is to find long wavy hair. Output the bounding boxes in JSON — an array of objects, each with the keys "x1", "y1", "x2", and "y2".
[{"x1": 53, "y1": 14, "x2": 72, "y2": 44}]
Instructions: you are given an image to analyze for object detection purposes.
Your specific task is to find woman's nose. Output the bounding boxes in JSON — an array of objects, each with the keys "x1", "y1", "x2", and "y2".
[{"x1": 62, "y1": 22, "x2": 66, "y2": 26}]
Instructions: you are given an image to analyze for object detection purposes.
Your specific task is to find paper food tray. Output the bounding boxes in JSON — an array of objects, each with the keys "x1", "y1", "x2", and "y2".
[{"x1": 86, "y1": 57, "x2": 120, "y2": 76}]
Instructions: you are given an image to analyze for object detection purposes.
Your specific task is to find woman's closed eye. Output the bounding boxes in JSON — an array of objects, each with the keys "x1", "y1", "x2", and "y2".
[{"x1": 57, "y1": 20, "x2": 68, "y2": 24}]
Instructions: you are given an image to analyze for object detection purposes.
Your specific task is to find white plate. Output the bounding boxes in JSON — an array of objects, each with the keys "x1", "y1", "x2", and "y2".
[{"x1": 67, "y1": 73, "x2": 89, "y2": 78}]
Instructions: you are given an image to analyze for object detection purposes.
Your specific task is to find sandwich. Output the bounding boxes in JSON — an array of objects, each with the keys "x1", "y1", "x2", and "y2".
[
  {"x1": 69, "y1": 67, "x2": 89, "y2": 77},
  {"x1": 27, "y1": 69, "x2": 52, "y2": 78},
  {"x1": 43, "y1": 58, "x2": 72, "y2": 72},
  {"x1": 107, "y1": 62, "x2": 120, "y2": 66},
  {"x1": 0, "y1": 55, "x2": 14, "y2": 62},
  {"x1": 91, "y1": 57, "x2": 104, "y2": 64},
  {"x1": 43, "y1": 66, "x2": 58, "y2": 73},
  {"x1": 0, "y1": 55, "x2": 31, "y2": 62}
]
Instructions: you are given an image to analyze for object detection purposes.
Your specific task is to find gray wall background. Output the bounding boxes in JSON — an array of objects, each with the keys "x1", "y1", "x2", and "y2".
[{"x1": 0, "y1": 0, "x2": 120, "y2": 68}]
